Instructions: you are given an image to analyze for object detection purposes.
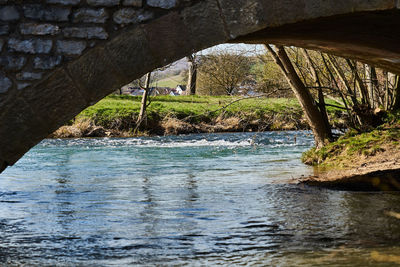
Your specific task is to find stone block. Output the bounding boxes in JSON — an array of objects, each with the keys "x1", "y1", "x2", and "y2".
[
  {"x1": 0, "y1": 6, "x2": 19, "y2": 21},
  {"x1": 0, "y1": 76, "x2": 13, "y2": 110},
  {"x1": 0, "y1": 72, "x2": 11, "y2": 93},
  {"x1": 8, "y1": 38, "x2": 53, "y2": 54},
  {"x1": 46, "y1": 0, "x2": 81, "y2": 5},
  {"x1": 87, "y1": 0, "x2": 120, "y2": 6},
  {"x1": 0, "y1": 55, "x2": 26, "y2": 70},
  {"x1": 63, "y1": 26, "x2": 108, "y2": 39},
  {"x1": 142, "y1": 11, "x2": 192, "y2": 64},
  {"x1": 73, "y1": 8, "x2": 108, "y2": 23},
  {"x1": 217, "y1": 0, "x2": 269, "y2": 38},
  {"x1": 56, "y1": 40, "x2": 86, "y2": 55},
  {"x1": 147, "y1": 0, "x2": 177, "y2": 9},
  {"x1": 33, "y1": 55, "x2": 63, "y2": 70},
  {"x1": 0, "y1": 24, "x2": 9, "y2": 35},
  {"x1": 113, "y1": 8, "x2": 153, "y2": 24},
  {"x1": 351, "y1": 0, "x2": 396, "y2": 12},
  {"x1": 17, "y1": 82, "x2": 30, "y2": 90},
  {"x1": 20, "y1": 23, "x2": 60, "y2": 35},
  {"x1": 16, "y1": 72, "x2": 43, "y2": 81},
  {"x1": 182, "y1": 0, "x2": 229, "y2": 51},
  {"x1": 23, "y1": 4, "x2": 70, "y2": 22},
  {"x1": 105, "y1": 26, "x2": 157, "y2": 78},
  {"x1": 67, "y1": 47, "x2": 126, "y2": 104},
  {"x1": 303, "y1": 1, "x2": 343, "y2": 19},
  {"x1": 259, "y1": 0, "x2": 308, "y2": 27},
  {"x1": 123, "y1": 0, "x2": 142, "y2": 7},
  {"x1": 134, "y1": 9, "x2": 154, "y2": 23}
]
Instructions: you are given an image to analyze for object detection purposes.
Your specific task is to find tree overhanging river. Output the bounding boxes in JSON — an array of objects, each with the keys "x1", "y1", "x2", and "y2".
[{"x1": 1, "y1": 132, "x2": 400, "y2": 266}]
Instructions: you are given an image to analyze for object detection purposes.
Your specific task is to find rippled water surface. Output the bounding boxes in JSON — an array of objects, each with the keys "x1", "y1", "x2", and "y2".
[{"x1": 1, "y1": 131, "x2": 400, "y2": 266}]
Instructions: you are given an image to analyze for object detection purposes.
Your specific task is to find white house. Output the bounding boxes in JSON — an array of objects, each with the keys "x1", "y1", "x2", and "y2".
[{"x1": 175, "y1": 85, "x2": 187, "y2": 95}]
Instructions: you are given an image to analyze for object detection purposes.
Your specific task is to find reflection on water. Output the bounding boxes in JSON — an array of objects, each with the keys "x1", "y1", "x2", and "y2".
[{"x1": 0, "y1": 132, "x2": 399, "y2": 266}]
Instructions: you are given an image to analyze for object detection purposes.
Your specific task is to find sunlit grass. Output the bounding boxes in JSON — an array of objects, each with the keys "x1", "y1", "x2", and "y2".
[{"x1": 78, "y1": 95, "x2": 304, "y2": 124}]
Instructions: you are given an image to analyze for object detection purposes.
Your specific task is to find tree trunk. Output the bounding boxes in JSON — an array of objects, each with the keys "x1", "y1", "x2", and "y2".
[
  {"x1": 391, "y1": 75, "x2": 400, "y2": 111},
  {"x1": 371, "y1": 66, "x2": 382, "y2": 106},
  {"x1": 384, "y1": 71, "x2": 389, "y2": 110},
  {"x1": 346, "y1": 59, "x2": 370, "y2": 108},
  {"x1": 187, "y1": 55, "x2": 197, "y2": 95},
  {"x1": 328, "y1": 55, "x2": 359, "y2": 107},
  {"x1": 320, "y1": 53, "x2": 355, "y2": 127},
  {"x1": 137, "y1": 72, "x2": 151, "y2": 126},
  {"x1": 365, "y1": 64, "x2": 377, "y2": 108},
  {"x1": 266, "y1": 45, "x2": 332, "y2": 148},
  {"x1": 301, "y1": 49, "x2": 332, "y2": 137},
  {"x1": 388, "y1": 72, "x2": 397, "y2": 110}
]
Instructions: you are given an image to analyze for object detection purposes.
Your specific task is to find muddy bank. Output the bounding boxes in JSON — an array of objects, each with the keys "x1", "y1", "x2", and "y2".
[
  {"x1": 299, "y1": 168, "x2": 400, "y2": 191},
  {"x1": 299, "y1": 140, "x2": 400, "y2": 191}
]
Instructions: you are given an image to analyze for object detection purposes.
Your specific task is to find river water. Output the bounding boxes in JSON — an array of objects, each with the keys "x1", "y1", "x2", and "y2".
[{"x1": 1, "y1": 131, "x2": 400, "y2": 266}]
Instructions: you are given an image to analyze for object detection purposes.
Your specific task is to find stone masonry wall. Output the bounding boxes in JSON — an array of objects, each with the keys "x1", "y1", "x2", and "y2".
[{"x1": 0, "y1": 0, "x2": 194, "y2": 95}]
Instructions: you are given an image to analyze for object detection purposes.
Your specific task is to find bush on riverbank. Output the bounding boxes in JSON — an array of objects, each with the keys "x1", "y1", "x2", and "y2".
[{"x1": 51, "y1": 95, "x2": 345, "y2": 138}]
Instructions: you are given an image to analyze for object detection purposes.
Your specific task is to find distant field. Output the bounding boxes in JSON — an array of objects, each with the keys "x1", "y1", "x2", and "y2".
[{"x1": 151, "y1": 74, "x2": 185, "y2": 88}]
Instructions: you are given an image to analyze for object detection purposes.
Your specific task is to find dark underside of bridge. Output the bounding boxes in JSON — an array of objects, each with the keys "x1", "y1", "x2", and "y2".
[{"x1": 235, "y1": 10, "x2": 400, "y2": 74}]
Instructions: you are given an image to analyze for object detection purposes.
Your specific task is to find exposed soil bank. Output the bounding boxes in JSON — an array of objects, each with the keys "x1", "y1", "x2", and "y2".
[
  {"x1": 300, "y1": 127, "x2": 400, "y2": 191},
  {"x1": 49, "y1": 114, "x2": 310, "y2": 138}
]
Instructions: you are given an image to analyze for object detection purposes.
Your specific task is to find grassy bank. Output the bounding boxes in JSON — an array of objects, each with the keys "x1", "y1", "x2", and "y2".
[
  {"x1": 52, "y1": 95, "x2": 345, "y2": 138},
  {"x1": 300, "y1": 117, "x2": 400, "y2": 190},
  {"x1": 302, "y1": 113, "x2": 400, "y2": 169}
]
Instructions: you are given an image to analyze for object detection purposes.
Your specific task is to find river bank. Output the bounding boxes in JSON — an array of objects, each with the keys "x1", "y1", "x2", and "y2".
[
  {"x1": 50, "y1": 95, "x2": 345, "y2": 138},
  {"x1": 300, "y1": 123, "x2": 400, "y2": 190}
]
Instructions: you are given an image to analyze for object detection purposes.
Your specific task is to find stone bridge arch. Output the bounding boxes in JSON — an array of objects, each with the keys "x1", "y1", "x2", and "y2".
[{"x1": 1, "y1": 0, "x2": 400, "y2": 172}]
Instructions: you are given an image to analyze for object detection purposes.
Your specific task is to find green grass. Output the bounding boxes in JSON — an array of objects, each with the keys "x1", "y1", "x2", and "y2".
[
  {"x1": 78, "y1": 95, "x2": 304, "y2": 123},
  {"x1": 79, "y1": 95, "x2": 304, "y2": 117}
]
